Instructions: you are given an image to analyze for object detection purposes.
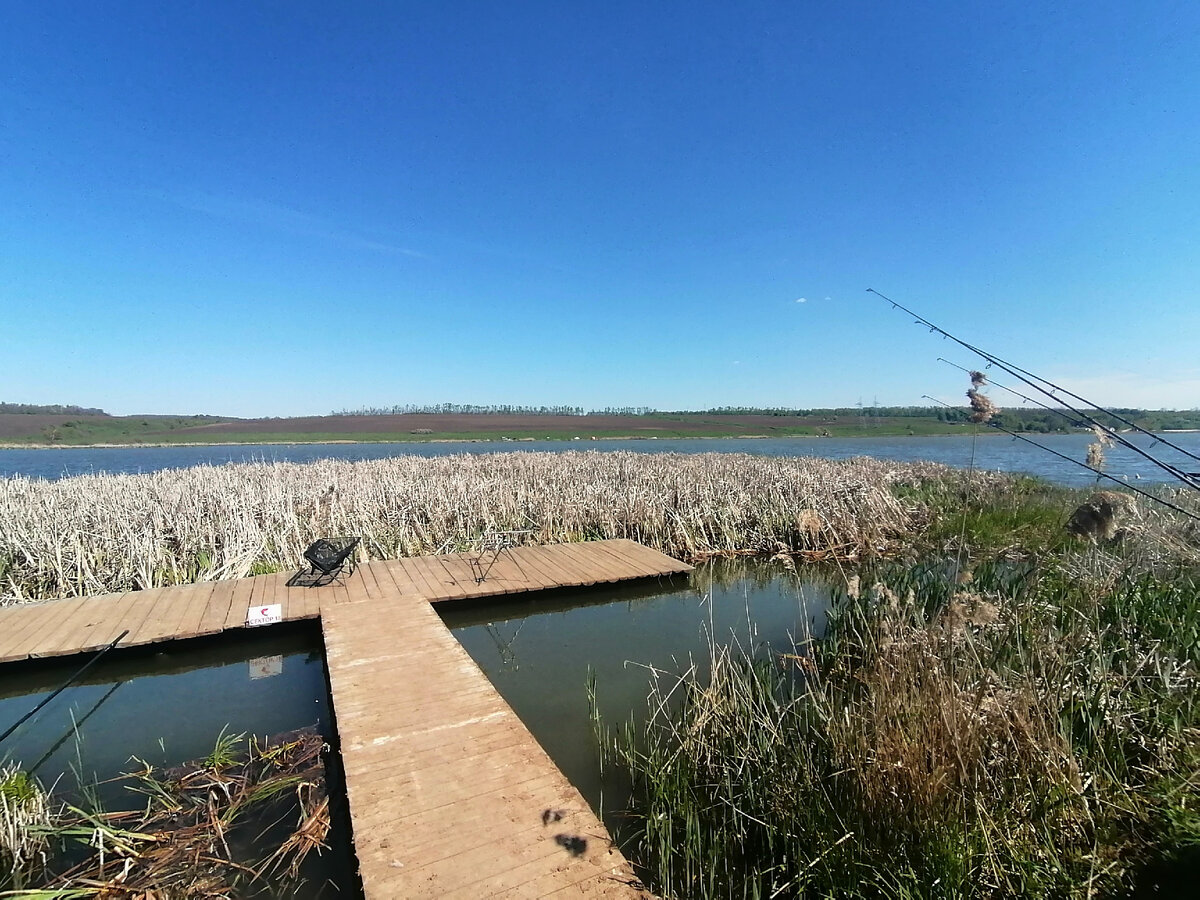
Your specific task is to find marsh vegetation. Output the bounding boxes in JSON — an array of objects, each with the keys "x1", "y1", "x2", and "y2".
[
  {"x1": 0, "y1": 451, "x2": 961, "y2": 603},
  {"x1": 1, "y1": 729, "x2": 334, "y2": 897},
  {"x1": 4, "y1": 448, "x2": 1199, "y2": 897},
  {"x1": 596, "y1": 480, "x2": 1200, "y2": 898}
]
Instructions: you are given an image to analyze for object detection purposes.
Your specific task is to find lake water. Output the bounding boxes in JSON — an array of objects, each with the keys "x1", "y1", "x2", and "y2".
[
  {"x1": 0, "y1": 624, "x2": 357, "y2": 897},
  {"x1": 441, "y1": 560, "x2": 831, "y2": 835},
  {"x1": 3, "y1": 431, "x2": 1200, "y2": 486}
]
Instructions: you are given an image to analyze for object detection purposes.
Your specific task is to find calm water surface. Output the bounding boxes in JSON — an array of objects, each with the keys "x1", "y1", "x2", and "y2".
[
  {"x1": 441, "y1": 561, "x2": 830, "y2": 834},
  {"x1": 0, "y1": 625, "x2": 356, "y2": 897},
  {"x1": 3, "y1": 432, "x2": 1198, "y2": 486}
]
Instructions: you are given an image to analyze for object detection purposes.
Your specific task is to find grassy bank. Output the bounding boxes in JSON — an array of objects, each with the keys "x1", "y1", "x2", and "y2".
[
  {"x1": 0, "y1": 451, "x2": 961, "y2": 603},
  {"x1": 597, "y1": 482, "x2": 1200, "y2": 898},
  {"x1": 0, "y1": 423, "x2": 973, "y2": 448},
  {"x1": 0, "y1": 411, "x2": 978, "y2": 446}
]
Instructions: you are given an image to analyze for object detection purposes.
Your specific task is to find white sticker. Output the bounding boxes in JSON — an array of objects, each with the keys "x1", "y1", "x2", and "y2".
[
  {"x1": 249, "y1": 655, "x2": 283, "y2": 679},
  {"x1": 246, "y1": 603, "x2": 283, "y2": 627}
]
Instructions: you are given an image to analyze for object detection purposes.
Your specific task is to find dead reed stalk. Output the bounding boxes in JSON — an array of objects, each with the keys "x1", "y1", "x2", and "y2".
[{"x1": 0, "y1": 452, "x2": 956, "y2": 603}]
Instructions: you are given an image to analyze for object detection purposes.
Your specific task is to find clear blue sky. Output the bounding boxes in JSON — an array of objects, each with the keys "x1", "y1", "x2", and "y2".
[{"x1": 3, "y1": 1, "x2": 1198, "y2": 416}]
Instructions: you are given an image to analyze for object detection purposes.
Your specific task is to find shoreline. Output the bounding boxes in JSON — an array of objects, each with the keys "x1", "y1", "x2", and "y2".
[{"x1": 0, "y1": 431, "x2": 1012, "y2": 451}]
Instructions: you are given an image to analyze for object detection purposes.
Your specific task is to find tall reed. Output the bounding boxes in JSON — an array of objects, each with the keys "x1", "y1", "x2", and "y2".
[
  {"x1": 0, "y1": 452, "x2": 963, "y2": 603},
  {"x1": 599, "y1": 546, "x2": 1200, "y2": 897}
]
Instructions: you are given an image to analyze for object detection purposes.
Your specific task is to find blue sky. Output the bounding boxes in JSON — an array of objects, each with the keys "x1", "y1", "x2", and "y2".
[{"x1": 3, "y1": 1, "x2": 1198, "y2": 416}]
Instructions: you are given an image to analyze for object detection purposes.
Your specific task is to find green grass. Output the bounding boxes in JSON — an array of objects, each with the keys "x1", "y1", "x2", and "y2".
[
  {"x1": 597, "y1": 486, "x2": 1200, "y2": 899},
  {"x1": 5, "y1": 420, "x2": 974, "y2": 447},
  {"x1": 911, "y1": 474, "x2": 1078, "y2": 556}
]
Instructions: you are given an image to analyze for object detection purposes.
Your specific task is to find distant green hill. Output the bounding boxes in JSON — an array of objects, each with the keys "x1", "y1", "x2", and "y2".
[{"x1": 3, "y1": 404, "x2": 1197, "y2": 447}]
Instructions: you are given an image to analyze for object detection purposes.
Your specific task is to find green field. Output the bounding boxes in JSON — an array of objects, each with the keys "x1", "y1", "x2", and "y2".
[{"x1": 3, "y1": 405, "x2": 1198, "y2": 447}]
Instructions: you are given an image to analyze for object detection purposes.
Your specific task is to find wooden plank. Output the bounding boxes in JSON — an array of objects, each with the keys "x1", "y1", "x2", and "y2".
[
  {"x1": 196, "y1": 579, "x2": 238, "y2": 635},
  {"x1": 580, "y1": 540, "x2": 671, "y2": 579},
  {"x1": 495, "y1": 548, "x2": 561, "y2": 591},
  {"x1": 371, "y1": 560, "x2": 430, "y2": 612},
  {"x1": 177, "y1": 580, "x2": 221, "y2": 637},
  {"x1": 341, "y1": 568, "x2": 374, "y2": 605},
  {"x1": 395, "y1": 556, "x2": 441, "y2": 600},
  {"x1": 55, "y1": 589, "x2": 173, "y2": 657},
  {"x1": 258, "y1": 571, "x2": 281, "y2": 620},
  {"x1": 548, "y1": 542, "x2": 623, "y2": 582},
  {"x1": 373, "y1": 558, "x2": 423, "y2": 601},
  {"x1": 283, "y1": 571, "x2": 324, "y2": 620},
  {"x1": 46, "y1": 593, "x2": 136, "y2": 654},
  {"x1": 0, "y1": 595, "x2": 88, "y2": 652},
  {"x1": 5, "y1": 596, "x2": 93, "y2": 660},
  {"x1": 409, "y1": 555, "x2": 466, "y2": 601},
  {"x1": 219, "y1": 575, "x2": 259, "y2": 631},
  {"x1": 504, "y1": 548, "x2": 573, "y2": 591},
  {"x1": 562, "y1": 543, "x2": 634, "y2": 581},
  {"x1": 274, "y1": 577, "x2": 299, "y2": 622},
  {"x1": 321, "y1": 595, "x2": 648, "y2": 899},
  {"x1": 580, "y1": 541, "x2": 656, "y2": 576},
  {"x1": 328, "y1": 576, "x2": 353, "y2": 606},
  {"x1": 60, "y1": 588, "x2": 161, "y2": 656},
  {"x1": 449, "y1": 547, "x2": 540, "y2": 593},
  {"x1": 0, "y1": 604, "x2": 62, "y2": 660},
  {"x1": 427, "y1": 553, "x2": 484, "y2": 595},
  {"x1": 513, "y1": 545, "x2": 587, "y2": 589},
  {"x1": 530, "y1": 544, "x2": 603, "y2": 585},
  {"x1": 354, "y1": 562, "x2": 387, "y2": 603},
  {"x1": 574, "y1": 542, "x2": 648, "y2": 581},
  {"x1": 132, "y1": 582, "x2": 203, "y2": 645},
  {"x1": 221, "y1": 575, "x2": 258, "y2": 631},
  {"x1": 608, "y1": 539, "x2": 693, "y2": 574},
  {"x1": 585, "y1": 540, "x2": 687, "y2": 581},
  {"x1": 475, "y1": 551, "x2": 544, "y2": 592}
]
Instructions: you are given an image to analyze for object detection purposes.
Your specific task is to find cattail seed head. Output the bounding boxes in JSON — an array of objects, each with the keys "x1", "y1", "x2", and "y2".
[{"x1": 966, "y1": 388, "x2": 995, "y2": 424}]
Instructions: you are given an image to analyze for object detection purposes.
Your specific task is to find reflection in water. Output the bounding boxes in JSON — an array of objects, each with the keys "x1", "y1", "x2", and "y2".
[
  {"x1": 5, "y1": 431, "x2": 1200, "y2": 485},
  {"x1": 0, "y1": 624, "x2": 356, "y2": 897},
  {"x1": 442, "y1": 560, "x2": 833, "y2": 831}
]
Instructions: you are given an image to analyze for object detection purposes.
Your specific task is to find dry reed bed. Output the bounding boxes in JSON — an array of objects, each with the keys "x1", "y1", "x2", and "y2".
[{"x1": 0, "y1": 451, "x2": 958, "y2": 603}]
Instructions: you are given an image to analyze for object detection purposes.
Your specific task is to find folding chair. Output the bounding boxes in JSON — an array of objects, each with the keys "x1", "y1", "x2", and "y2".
[{"x1": 288, "y1": 536, "x2": 361, "y2": 587}]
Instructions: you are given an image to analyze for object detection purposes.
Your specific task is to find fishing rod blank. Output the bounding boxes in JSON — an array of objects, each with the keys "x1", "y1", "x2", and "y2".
[{"x1": 0, "y1": 630, "x2": 130, "y2": 748}]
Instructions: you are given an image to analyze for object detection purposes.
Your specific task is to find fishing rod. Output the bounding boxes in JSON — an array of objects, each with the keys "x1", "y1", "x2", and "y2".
[
  {"x1": 0, "y1": 630, "x2": 129, "y2": 748},
  {"x1": 28, "y1": 681, "x2": 125, "y2": 776},
  {"x1": 940, "y1": 355, "x2": 1200, "y2": 492},
  {"x1": 922, "y1": 396, "x2": 1200, "y2": 523},
  {"x1": 871, "y1": 288, "x2": 1200, "y2": 488},
  {"x1": 938, "y1": 359, "x2": 1086, "y2": 428}
]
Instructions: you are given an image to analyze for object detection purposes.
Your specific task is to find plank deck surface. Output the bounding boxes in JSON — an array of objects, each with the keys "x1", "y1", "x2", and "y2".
[
  {"x1": 0, "y1": 539, "x2": 691, "y2": 898},
  {"x1": 322, "y1": 581, "x2": 652, "y2": 898}
]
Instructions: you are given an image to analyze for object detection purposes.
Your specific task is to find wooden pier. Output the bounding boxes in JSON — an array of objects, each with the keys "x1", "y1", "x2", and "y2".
[{"x1": 0, "y1": 539, "x2": 691, "y2": 897}]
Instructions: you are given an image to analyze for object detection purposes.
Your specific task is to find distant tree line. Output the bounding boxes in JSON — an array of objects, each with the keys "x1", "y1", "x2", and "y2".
[
  {"x1": 333, "y1": 404, "x2": 663, "y2": 417},
  {"x1": 681, "y1": 406, "x2": 1200, "y2": 433},
  {"x1": 332, "y1": 404, "x2": 590, "y2": 417},
  {"x1": 329, "y1": 403, "x2": 1200, "y2": 432},
  {"x1": 0, "y1": 402, "x2": 108, "y2": 415}
]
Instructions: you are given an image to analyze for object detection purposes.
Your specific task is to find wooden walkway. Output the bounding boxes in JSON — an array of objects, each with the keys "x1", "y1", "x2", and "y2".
[{"x1": 0, "y1": 539, "x2": 690, "y2": 897}]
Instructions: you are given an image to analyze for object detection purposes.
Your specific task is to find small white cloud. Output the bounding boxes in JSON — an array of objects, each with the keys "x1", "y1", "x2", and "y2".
[
  {"x1": 795, "y1": 297, "x2": 808, "y2": 304},
  {"x1": 824, "y1": 296, "x2": 831, "y2": 301},
  {"x1": 732, "y1": 360, "x2": 741, "y2": 365}
]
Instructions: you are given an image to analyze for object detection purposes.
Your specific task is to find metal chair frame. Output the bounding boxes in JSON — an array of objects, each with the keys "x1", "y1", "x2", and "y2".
[
  {"x1": 288, "y1": 536, "x2": 361, "y2": 587},
  {"x1": 467, "y1": 530, "x2": 534, "y2": 584}
]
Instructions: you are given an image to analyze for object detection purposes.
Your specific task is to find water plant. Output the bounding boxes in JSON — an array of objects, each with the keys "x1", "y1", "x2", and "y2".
[
  {"x1": 0, "y1": 452, "x2": 975, "y2": 602},
  {"x1": 597, "y1": 493, "x2": 1200, "y2": 898},
  {"x1": 2, "y1": 728, "x2": 332, "y2": 897},
  {"x1": 0, "y1": 765, "x2": 54, "y2": 890}
]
